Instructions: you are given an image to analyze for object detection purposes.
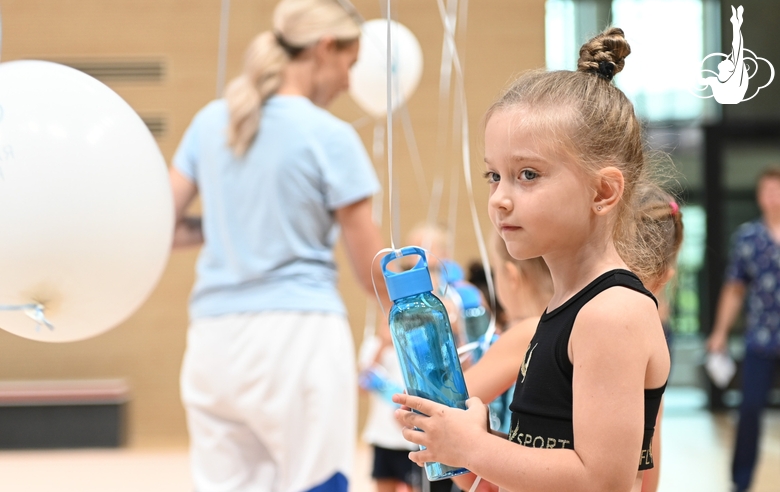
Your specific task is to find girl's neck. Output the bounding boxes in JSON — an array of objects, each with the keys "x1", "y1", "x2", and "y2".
[
  {"x1": 505, "y1": 289, "x2": 549, "y2": 321},
  {"x1": 544, "y1": 239, "x2": 628, "y2": 312}
]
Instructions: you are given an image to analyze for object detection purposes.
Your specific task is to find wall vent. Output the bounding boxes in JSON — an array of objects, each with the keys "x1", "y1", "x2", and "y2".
[
  {"x1": 53, "y1": 59, "x2": 166, "y2": 83},
  {"x1": 139, "y1": 115, "x2": 167, "y2": 138}
]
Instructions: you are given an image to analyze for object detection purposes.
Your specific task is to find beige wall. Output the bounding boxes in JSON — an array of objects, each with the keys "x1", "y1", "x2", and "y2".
[{"x1": 0, "y1": 0, "x2": 545, "y2": 446}]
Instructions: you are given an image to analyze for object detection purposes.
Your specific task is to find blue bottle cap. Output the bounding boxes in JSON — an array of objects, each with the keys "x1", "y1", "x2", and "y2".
[
  {"x1": 456, "y1": 283, "x2": 482, "y2": 310},
  {"x1": 380, "y1": 246, "x2": 434, "y2": 302}
]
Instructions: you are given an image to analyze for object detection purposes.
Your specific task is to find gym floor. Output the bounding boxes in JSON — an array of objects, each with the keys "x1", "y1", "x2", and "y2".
[{"x1": 0, "y1": 388, "x2": 777, "y2": 492}]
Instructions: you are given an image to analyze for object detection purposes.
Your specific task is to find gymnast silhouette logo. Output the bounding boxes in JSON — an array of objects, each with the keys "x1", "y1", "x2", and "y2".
[{"x1": 692, "y1": 5, "x2": 774, "y2": 104}]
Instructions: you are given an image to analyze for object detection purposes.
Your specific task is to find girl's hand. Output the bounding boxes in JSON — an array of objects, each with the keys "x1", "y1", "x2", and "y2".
[{"x1": 392, "y1": 393, "x2": 488, "y2": 468}]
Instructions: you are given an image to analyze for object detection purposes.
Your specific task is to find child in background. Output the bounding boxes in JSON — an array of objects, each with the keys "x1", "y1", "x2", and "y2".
[
  {"x1": 359, "y1": 325, "x2": 421, "y2": 492},
  {"x1": 405, "y1": 223, "x2": 464, "y2": 345},
  {"x1": 635, "y1": 184, "x2": 684, "y2": 492},
  {"x1": 393, "y1": 28, "x2": 671, "y2": 492}
]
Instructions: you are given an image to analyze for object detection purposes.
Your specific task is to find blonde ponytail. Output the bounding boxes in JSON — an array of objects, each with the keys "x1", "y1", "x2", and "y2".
[
  {"x1": 225, "y1": 31, "x2": 287, "y2": 157},
  {"x1": 225, "y1": 0, "x2": 362, "y2": 156}
]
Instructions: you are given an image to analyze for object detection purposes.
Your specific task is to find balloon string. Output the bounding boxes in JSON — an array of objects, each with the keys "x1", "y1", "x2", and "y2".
[
  {"x1": 0, "y1": 303, "x2": 55, "y2": 331},
  {"x1": 385, "y1": 0, "x2": 397, "y2": 251},
  {"x1": 446, "y1": 0, "x2": 469, "y2": 257},
  {"x1": 372, "y1": 121, "x2": 386, "y2": 225},
  {"x1": 398, "y1": 103, "x2": 429, "y2": 204},
  {"x1": 371, "y1": 248, "x2": 396, "y2": 322},
  {"x1": 445, "y1": 0, "x2": 460, "y2": 258},
  {"x1": 216, "y1": 0, "x2": 231, "y2": 97},
  {"x1": 363, "y1": 121, "x2": 386, "y2": 343},
  {"x1": 468, "y1": 477, "x2": 482, "y2": 492},
  {"x1": 435, "y1": 0, "x2": 497, "y2": 352},
  {"x1": 426, "y1": 0, "x2": 458, "y2": 231}
]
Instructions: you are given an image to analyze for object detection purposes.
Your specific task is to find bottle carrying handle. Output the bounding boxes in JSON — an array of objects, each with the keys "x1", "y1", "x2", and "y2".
[{"x1": 380, "y1": 246, "x2": 428, "y2": 279}]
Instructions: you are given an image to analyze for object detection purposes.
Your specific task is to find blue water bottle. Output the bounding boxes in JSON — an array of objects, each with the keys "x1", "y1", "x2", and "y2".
[
  {"x1": 439, "y1": 259, "x2": 490, "y2": 344},
  {"x1": 381, "y1": 247, "x2": 470, "y2": 481},
  {"x1": 457, "y1": 284, "x2": 491, "y2": 344}
]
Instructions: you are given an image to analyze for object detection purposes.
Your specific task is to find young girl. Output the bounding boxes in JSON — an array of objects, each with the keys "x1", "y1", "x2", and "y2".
[
  {"x1": 456, "y1": 184, "x2": 684, "y2": 492},
  {"x1": 634, "y1": 185, "x2": 684, "y2": 492},
  {"x1": 393, "y1": 28, "x2": 671, "y2": 492}
]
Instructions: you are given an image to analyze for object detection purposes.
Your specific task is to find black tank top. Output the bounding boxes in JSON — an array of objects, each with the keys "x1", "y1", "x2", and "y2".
[{"x1": 507, "y1": 269, "x2": 666, "y2": 471}]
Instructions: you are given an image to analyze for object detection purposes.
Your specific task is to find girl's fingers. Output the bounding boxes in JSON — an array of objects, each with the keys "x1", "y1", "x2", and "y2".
[
  {"x1": 395, "y1": 407, "x2": 428, "y2": 430},
  {"x1": 393, "y1": 393, "x2": 441, "y2": 416},
  {"x1": 408, "y1": 448, "x2": 431, "y2": 466},
  {"x1": 401, "y1": 425, "x2": 427, "y2": 447}
]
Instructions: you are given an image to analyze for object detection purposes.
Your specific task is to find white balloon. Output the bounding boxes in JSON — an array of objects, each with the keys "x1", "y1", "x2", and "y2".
[
  {"x1": 350, "y1": 19, "x2": 424, "y2": 118},
  {"x1": 0, "y1": 60, "x2": 173, "y2": 342}
]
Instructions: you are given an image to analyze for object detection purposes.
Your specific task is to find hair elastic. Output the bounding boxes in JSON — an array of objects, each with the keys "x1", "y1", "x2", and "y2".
[
  {"x1": 596, "y1": 60, "x2": 616, "y2": 81},
  {"x1": 273, "y1": 31, "x2": 305, "y2": 58},
  {"x1": 669, "y1": 201, "x2": 679, "y2": 216}
]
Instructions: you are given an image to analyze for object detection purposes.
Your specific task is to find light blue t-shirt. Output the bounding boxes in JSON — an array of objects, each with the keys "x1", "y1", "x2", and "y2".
[{"x1": 173, "y1": 95, "x2": 379, "y2": 319}]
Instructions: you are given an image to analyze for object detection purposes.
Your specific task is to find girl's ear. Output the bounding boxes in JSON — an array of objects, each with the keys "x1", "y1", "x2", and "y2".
[
  {"x1": 593, "y1": 166, "x2": 625, "y2": 215},
  {"x1": 661, "y1": 266, "x2": 676, "y2": 287}
]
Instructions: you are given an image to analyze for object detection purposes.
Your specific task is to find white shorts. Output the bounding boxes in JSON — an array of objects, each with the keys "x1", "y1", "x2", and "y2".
[{"x1": 180, "y1": 311, "x2": 357, "y2": 492}]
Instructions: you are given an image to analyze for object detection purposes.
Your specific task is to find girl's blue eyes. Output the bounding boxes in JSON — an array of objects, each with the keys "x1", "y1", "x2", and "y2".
[
  {"x1": 483, "y1": 171, "x2": 500, "y2": 184},
  {"x1": 483, "y1": 170, "x2": 538, "y2": 184},
  {"x1": 520, "y1": 169, "x2": 538, "y2": 181}
]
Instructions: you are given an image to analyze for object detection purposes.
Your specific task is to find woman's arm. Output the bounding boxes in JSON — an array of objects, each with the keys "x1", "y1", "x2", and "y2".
[
  {"x1": 465, "y1": 317, "x2": 539, "y2": 403},
  {"x1": 394, "y1": 288, "x2": 660, "y2": 492},
  {"x1": 169, "y1": 167, "x2": 203, "y2": 248},
  {"x1": 335, "y1": 197, "x2": 391, "y2": 311}
]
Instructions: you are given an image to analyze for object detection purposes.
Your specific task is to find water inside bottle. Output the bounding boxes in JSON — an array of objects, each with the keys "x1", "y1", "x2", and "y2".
[{"x1": 390, "y1": 293, "x2": 469, "y2": 480}]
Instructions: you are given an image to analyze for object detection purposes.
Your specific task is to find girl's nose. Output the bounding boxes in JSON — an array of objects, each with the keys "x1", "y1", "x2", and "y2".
[{"x1": 489, "y1": 183, "x2": 513, "y2": 212}]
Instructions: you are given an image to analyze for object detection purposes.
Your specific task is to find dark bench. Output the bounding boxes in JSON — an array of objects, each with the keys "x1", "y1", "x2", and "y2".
[{"x1": 0, "y1": 379, "x2": 129, "y2": 449}]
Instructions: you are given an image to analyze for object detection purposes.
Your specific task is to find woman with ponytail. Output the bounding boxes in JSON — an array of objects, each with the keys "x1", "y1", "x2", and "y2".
[{"x1": 169, "y1": 1, "x2": 385, "y2": 491}]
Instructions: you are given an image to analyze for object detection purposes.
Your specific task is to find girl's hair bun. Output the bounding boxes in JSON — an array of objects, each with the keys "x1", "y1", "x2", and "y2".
[{"x1": 577, "y1": 27, "x2": 631, "y2": 81}]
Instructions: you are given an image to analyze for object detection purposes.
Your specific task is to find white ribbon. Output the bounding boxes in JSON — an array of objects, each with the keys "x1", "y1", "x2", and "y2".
[
  {"x1": 0, "y1": 303, "x2": 55, "y2": 331},
  {"x1": 435, "y1": 0, "x2": 497, "y2": 356}
]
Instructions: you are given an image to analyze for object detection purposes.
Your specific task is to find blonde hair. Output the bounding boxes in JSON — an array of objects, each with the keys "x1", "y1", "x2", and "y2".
[
  {"x1": 225, "y1": 0, "x2": 362, "y2": 156},
  {"x1": 631, "y1": 184, "x2": 684, "y2": 284},
  {"x1": 485, "y1": 27, "x2": 667, "y2": 285}
]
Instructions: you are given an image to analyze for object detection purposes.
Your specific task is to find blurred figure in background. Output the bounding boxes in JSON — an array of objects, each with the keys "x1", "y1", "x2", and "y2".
[
  {"x1": 359, "y1": 322, "x2": 421, "y2": 492},
  {"x1": 169, "y1": 1, "x2": 389, "y2": 491},
  {"x1": 707, "y1": 166, "x2": 780, "y2": 492}
]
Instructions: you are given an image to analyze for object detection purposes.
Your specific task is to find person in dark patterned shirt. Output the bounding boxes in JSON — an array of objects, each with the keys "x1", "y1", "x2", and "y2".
[{"x1": 708, "y1": 165, "x2": 780, "y2": 492}]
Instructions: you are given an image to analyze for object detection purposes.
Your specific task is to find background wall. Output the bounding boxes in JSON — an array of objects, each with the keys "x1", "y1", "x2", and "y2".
[{"x1": 0, "y1": 0, "x2": 545, "y2": 446}]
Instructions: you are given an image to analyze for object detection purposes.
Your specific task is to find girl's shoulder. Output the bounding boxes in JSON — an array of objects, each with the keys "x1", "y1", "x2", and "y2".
[
  {"x1": 578, "y1": 285, "x2": 659, "y2": 329},
  {"x1": 570, "y1": 285, "x2": 662, "y2": 359}
]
